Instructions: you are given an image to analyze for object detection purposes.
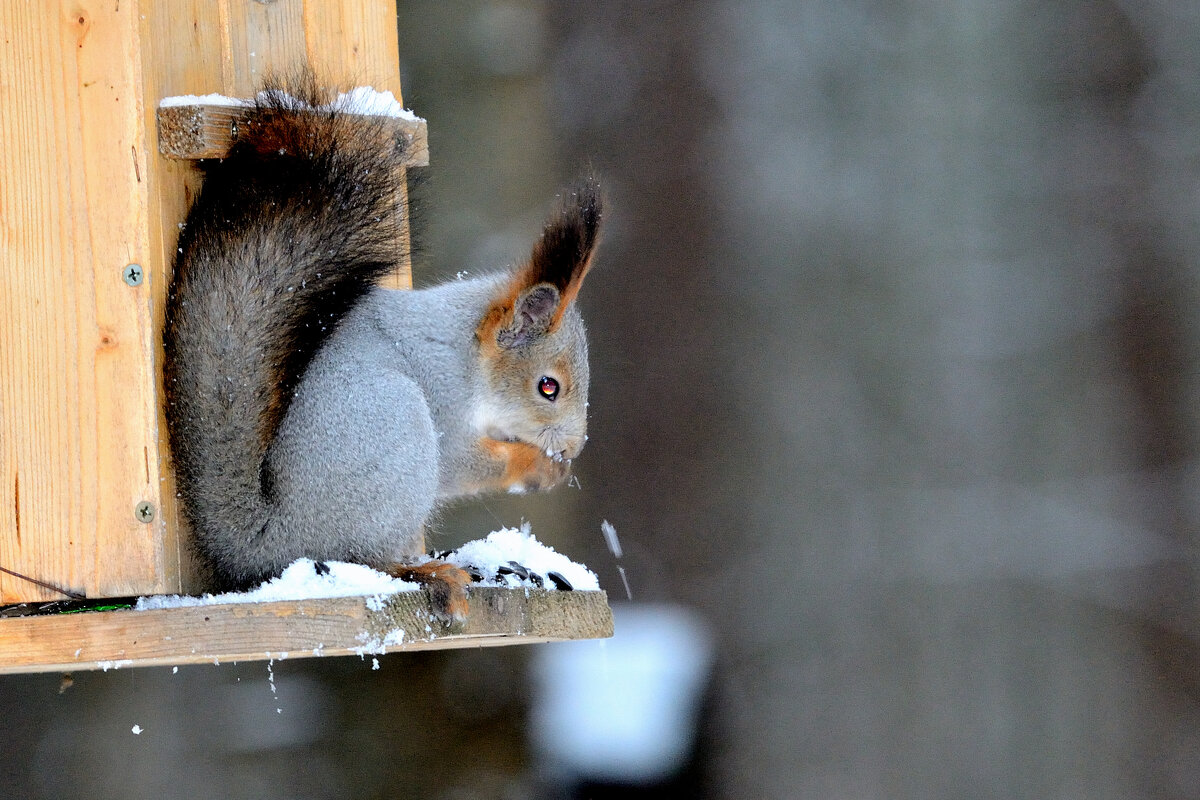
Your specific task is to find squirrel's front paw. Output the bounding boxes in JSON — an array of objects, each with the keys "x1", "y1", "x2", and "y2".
[
  {"x1": 511, "y1": 452, "x2": 570, "y2": 493},
  {"x1": 481, "y1": 438, "x2": 572, "y2": 494}
]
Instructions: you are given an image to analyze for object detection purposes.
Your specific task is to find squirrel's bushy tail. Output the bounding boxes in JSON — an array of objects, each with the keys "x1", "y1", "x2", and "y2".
[{"x1": 163, "y1": 73, "x2": 410, "y2": 587}]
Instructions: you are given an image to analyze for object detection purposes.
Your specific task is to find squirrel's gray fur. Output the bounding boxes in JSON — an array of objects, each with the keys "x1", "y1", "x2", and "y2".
[{"x1": 164, "y1": 75, "x2": 602, "y2": 589}]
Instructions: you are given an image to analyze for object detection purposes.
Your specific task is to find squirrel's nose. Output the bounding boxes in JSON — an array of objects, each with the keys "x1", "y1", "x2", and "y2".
[{"x1": 541, "y1": 426, "x2": 586, "y2": 461}]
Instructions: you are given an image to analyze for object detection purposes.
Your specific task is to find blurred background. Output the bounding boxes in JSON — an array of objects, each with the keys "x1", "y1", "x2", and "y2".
[{"x1": 4, "y1": 1, "x2": 1200, "y2": 797}]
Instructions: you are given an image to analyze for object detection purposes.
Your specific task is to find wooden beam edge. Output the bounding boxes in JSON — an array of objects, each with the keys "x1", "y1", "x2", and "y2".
[
  {"x1": 0, "y1": 587, "x2": 612, "y2": 675},
  {"x1": 156, "y1": 104, "x2": 430, "y2": 165}
]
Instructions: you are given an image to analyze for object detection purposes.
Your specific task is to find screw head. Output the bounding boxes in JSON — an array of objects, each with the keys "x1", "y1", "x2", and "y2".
[
  {"x1": 123, "y1": 263, "x2": 144, "y2": 286},
  {"x1": 134, "y1": 501, "x2": 155, "y2": 523}
]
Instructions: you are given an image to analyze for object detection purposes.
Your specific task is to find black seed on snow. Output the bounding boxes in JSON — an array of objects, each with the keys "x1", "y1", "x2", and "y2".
[{"x1": 547, "y1": 571, "x2": 573, "y2": 591}]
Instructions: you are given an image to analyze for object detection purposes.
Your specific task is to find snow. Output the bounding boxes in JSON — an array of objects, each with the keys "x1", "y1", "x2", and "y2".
[
  {"x1": 352, "y1": 628, "x2": 408, "y2": 657},
  {"x1": 157, "y1": 87, "x2": 422, "y2": 122},
  {"x1": 446, "y1": 525, "x2": 599, "y2": 591},
  {"x1": 135, "y1": 525, "x2": 597, "y2": 610},
  {"x1": 333, "y1": 87, "x2": 419, "y2": 121},
  {"x1": 135, "y1": 559, "x2": 414, "y2": 610},
  {"x1": 600, "y1": 520, "x2": 622, "y2": 558},
  {"x1": 600, "y1": 520, "x2": 632, "y2": 599},
  {"x1": 617, "y1": 566, "x2": 633, "y2": 601},
  {"x1": 363, "y1": 629, "x2": 407, "y2": 649},
  {"x1": 158, "y1": 93, "x2": 246, "y2": 108}
]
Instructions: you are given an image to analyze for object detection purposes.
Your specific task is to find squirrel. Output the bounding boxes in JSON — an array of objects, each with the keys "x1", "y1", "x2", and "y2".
[{"x1": 162, "y1": 75, "x2": 602, "y2": 620}]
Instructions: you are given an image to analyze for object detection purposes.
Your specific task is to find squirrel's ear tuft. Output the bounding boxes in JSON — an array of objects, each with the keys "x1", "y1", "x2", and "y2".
[
  {"x1": 520, "y1": 177, "x2": 603, "y2": 327},
  {"x1": 481, "y1": 178, "x2": 603, "y2": 350}
]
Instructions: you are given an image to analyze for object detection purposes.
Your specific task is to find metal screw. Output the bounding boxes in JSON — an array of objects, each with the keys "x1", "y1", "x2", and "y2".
[
  {"x1": 123, "y1": 263, "x2": 144, "y2": 286},
  {"x1": 134, "y1": 501, "x2": 155, "y2": 523}
]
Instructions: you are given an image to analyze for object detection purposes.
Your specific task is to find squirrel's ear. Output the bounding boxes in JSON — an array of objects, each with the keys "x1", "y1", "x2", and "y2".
[
  {"x1": 481, "y1": 178, "x2": 603, "y2": 350},
  {"x1": 496, "y1": 284, "x2": 560, "y2": 349},
  {"x1": 519, "y1": 178, "x2": 603, "y2": 329}
]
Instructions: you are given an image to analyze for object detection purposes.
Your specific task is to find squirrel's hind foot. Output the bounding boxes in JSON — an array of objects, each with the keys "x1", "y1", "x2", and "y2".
[{"x1": 387, "y1": 560, "x2": 473, "y2": 623}]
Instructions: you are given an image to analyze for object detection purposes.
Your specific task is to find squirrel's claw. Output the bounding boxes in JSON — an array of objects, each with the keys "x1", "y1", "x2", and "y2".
[{"x1": 387, "y1": 560, "x2": 472, "y2": 623}]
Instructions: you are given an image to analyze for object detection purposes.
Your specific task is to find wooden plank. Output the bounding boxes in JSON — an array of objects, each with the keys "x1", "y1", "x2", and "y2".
[
  {"x1": 302, "y1": 0, "x2": 402, "y2": 89},
  {"x1": 0, "y1": 2, "x2": 163, "y2": 602},
  {"x1": 0, "y1": 589, "x2": 614, "y2": 675},
  {"x1": 155, "y1": 103, "x2": 429, "y2": 165},
  {"x1": 220, "y1": 0, "x2": 308, "y2": 90}
]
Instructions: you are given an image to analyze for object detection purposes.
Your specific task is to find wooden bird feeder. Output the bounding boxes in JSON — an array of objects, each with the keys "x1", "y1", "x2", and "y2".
[{"x1": 0, "y1": 0, "x2": 612, "y2": 675}]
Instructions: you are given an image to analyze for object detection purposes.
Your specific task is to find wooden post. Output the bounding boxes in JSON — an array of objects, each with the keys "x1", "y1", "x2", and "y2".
[{"x1": 0, "y1": 0, "x2": 411, "y2": 603}]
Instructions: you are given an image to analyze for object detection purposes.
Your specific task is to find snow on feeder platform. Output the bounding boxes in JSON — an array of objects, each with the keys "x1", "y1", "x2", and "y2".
[{"x1": 0, "y1": 529, "x2": 613, "y2": 675}]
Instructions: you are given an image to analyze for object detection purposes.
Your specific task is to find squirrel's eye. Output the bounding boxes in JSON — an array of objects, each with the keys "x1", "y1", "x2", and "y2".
[{"x1": 537, "y1": 376, "x2": 560, "y2": 401}]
